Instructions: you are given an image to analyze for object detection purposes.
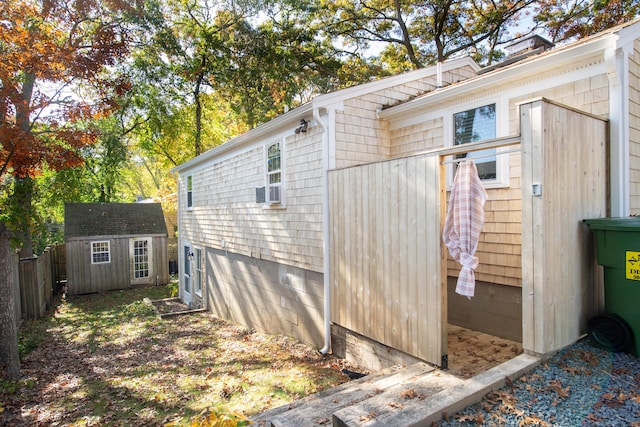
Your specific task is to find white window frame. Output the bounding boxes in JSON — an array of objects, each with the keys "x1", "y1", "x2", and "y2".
[
  {"x1": 186, "y1": 175, "x2": 193, "y2": 210},
  {"x1": 264, "y1": 140, "x2": 285, "y2": 207},
  {"x1": 446, "y1": 98, "x2": 509, "y2": 189},
  {"x1": 194, "y1": 247, "x2": 203, "y2": 297},
  {"x1": 91, "y1": 240, "x2": 111, "y2": 264}
]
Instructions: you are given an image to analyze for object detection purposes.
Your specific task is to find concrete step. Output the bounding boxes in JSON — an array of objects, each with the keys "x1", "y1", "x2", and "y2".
[
  {"x1": 333, "y1": 353, "x2": 540, "y2": 427},
  {"x1": 250, "y1": 362, "x2": 436, "y2": 427}
]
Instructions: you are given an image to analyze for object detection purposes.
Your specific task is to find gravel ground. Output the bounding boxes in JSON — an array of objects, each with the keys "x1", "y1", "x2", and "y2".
[{"x1": 436, "y1": 338, "x2": 640, "y2": 426}]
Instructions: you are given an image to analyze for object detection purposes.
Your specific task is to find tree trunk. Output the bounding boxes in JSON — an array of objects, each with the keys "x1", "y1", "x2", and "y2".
[
  {"x1": 15, "y1": 71, "x2": 36, "y2": 257},
  {"x1": 14, "y1": 176, "x2": 34, "y2": 257},
  {"x1": 0, "y1": 222, "x2": 20, "y2": 381}
]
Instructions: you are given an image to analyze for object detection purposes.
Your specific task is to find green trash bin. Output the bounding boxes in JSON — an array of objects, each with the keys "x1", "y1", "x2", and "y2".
[{"x1": 585, "y1": 217, "x2": 640, "y2": 355}]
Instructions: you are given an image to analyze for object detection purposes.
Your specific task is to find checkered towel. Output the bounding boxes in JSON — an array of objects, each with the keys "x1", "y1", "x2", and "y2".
[{"x1": 443, "y1": 160, "x2": 488, "y2": 297}]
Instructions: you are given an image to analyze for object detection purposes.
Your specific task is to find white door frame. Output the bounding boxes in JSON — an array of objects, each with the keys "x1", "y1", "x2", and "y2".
[
  {"x1": 182, "y1": 242, "x2": 193, "y2": 305},
  {"x1": 130, "y1": 237, "x2": 153, "y2": 285},
  {"x1": 193, "y1": 247, "x2": 204, "y2": 301}
]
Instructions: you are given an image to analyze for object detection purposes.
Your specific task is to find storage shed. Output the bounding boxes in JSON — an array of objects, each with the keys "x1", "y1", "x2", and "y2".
[{"x1": 64, "y1": 202, "x2": 169, "y2": 295}]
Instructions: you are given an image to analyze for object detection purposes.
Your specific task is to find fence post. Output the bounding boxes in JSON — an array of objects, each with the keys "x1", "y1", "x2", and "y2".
[{"x1": 19, "y1": 257, "x2": 39, "y2": 319}]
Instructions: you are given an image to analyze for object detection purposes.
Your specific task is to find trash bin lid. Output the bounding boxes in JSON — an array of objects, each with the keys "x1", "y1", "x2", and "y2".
[{"x1": 584, "y1": 217, "x2": 640, "y2": 231}]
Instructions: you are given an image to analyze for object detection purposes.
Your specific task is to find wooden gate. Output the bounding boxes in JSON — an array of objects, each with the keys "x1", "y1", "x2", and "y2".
[{"x1": 329, "y1": 154, "x2": 445, "y2": 366}]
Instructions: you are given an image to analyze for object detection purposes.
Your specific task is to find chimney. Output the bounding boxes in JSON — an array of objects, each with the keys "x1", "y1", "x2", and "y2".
[
  {"x1": 504, "y1": 34, "x2": 554, "y2": 57},
  {"x1": 479, "y1": 34, "x2": 554, "y2": 74}
]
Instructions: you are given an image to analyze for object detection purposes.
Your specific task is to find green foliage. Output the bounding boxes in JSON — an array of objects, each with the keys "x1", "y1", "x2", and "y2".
[
  {"x1": 0, "y1": 378, "x2": 35, "y2": 395},
  {"x1": 313, "y1": 0, "x2": 539, "y2": 69},
  {"x1": 167, "y1": 406, "x2": 252, "y2": 427},
  {"x1": 168, "y1": 279, "x2": 179, "y2": 298},
  {"x1": 534, "y1": 0, "x2": 640, "y2": 43},
  {"x1": 120, "y1": 300, "x2": 157, "y2": 318},
  {"x1": 17, "y1": 317, "x2": 51, "y2": 359}
]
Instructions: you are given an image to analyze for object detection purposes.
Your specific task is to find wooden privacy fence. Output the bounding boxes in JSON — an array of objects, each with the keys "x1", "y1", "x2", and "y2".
[{"x1": 9, "y1": 243, "x2": 66, "y2": 323}]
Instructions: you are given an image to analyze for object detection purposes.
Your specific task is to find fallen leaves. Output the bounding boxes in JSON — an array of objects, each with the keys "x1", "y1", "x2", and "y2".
[
  {"x1": 548, "y1": 379, "x2": 570, "y2": 399},
  {"x1": 359, "y1": 411, "x2": 377, "y2": 422},
  {"x1": 400, "y1": 388, "x2": 426, "y2": 400},
  {"x1": 1, "y1": 285, "x2": 359, "y2": 426}
]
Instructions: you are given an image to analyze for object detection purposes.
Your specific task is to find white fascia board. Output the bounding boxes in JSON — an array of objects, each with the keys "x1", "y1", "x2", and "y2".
[
  {"x1": 614, "y1": 20, "x2": 640, "y2": 50},
  {"x1": 379, "y1": 35, "x2": 617, "y2": 120},
  {"x1": 171, "y1": 102, "x2": 314, "y2": 175}
]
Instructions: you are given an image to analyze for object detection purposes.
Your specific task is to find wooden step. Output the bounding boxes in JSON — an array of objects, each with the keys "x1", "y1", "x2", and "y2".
[
  {"x1": 251, "y1": 362, "x2": 435, "y2": 427},
  {"x1": 333, "y1": 353, "x2": 540, "y2": 427}
]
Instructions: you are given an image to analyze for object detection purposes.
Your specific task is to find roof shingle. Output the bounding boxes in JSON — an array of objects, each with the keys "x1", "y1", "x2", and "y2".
[{"x1": 64, "y1": 203, "x2": 168, "y2": 238}]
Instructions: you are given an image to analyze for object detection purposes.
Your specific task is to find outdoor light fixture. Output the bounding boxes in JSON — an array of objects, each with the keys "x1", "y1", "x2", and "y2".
[{"x1": 294, "y1": 119, "x2": 308, "y2": 134}]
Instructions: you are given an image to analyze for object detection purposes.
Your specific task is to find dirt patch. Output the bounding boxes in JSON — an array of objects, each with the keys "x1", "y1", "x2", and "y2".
[{"x1": 150, "y1": 297, "x2": 190, "y2": 314}]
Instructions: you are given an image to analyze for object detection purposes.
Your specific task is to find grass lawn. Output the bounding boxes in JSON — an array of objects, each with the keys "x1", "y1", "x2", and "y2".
[{"x1": 1, "y1": 283, "x2": 355, "y2": 426}]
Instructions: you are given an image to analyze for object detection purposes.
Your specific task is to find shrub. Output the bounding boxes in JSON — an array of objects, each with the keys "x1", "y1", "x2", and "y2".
[{"x1": 120, "y1": 300, "x2": 156, "y2": 318}]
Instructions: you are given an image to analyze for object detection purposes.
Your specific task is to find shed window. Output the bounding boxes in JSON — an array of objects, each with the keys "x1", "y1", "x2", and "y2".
[
  {"x1": 186, "y1": 175, "x2": 193, "y2": 209},
  {"x1": 266, "y1": 142, "x2": 282, "y2": 204},
  {"x1": 91, "y1": 241, "x2": 110, "y2": 264},
  {"x1": 454, "y1": 104, "x2": 496, "y2": 180}
]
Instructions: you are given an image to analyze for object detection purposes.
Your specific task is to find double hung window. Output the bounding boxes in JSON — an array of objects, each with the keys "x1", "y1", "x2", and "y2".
[
  {"x1": 91, "y1": 241, "x2": 110, "y2": 264},
  {"x1": 266, "y1": 142, "x2": 282, "y2": 204},
  {"x1": 186, "y1": 175, "x2": 193, "y2": 209}
]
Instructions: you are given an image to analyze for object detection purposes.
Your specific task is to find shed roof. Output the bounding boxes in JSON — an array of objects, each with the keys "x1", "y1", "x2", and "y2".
[{"x1": 64, "y1": 202, "x2": 168, "y2": 238}]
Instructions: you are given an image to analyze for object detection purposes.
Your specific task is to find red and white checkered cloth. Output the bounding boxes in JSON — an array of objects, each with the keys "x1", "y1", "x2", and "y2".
[{"x1": 443, "y1": 160, "x2": 488, "y2": 298}]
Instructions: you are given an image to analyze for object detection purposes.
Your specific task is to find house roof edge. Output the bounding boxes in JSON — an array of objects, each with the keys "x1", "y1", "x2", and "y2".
[
  {"x1": 379, "y1": 31, "x2": 622, "y2": 119},
  {"x1": 171, "y1": 57, "x2": 480, "y2": 174}
]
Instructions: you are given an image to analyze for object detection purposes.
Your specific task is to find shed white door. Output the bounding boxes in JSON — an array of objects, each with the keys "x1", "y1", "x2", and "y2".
[{"x1": 130, "y1": 237, "x2": 153, "y2": 285}]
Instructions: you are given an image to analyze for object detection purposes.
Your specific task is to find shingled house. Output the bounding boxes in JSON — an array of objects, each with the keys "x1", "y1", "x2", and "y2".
[
  {"x1": 172, "y1": 20, "x2": 640, "y2": 370},
  {"x1": 64, "y1": 202, "x2": 169, "y2": 295}
]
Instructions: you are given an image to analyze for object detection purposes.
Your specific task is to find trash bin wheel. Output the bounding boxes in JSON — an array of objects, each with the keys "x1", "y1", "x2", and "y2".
[{"x1": 587, "y1": 313, "x2": 632, "y2": 353}]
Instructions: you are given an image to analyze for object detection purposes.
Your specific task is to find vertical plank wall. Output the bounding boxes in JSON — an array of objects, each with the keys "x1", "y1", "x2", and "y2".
[
  {"x1": 521, "y1": 99, "x2": 608, "y2": 355},
  {"x1": 329, "y1": 154, "x2": 444, "y2": 366},
  {"x1": 66, "y1": 237, "x2": 130, "y2": 295}
]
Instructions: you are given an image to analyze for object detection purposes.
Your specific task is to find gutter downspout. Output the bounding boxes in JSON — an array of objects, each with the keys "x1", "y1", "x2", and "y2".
[
  {"x1": 315, "y1": 106, "x2": 331, "y2": 355},
  {"x1": 606, "y1": 40, "x2": 630, "y2": 217}
]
